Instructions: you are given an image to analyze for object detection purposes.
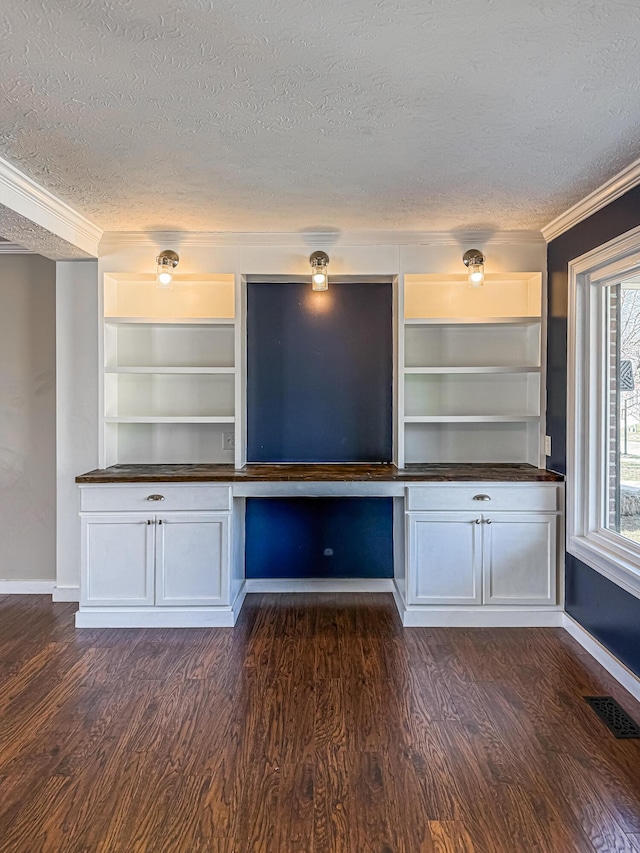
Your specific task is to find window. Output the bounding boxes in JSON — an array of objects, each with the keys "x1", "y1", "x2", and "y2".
[
  {"x1": 568, "y1": 225, "x2": 640, "y2": 600},
  {"x1": 604, "y1": 282, "x2": 640, "y2": 542}
]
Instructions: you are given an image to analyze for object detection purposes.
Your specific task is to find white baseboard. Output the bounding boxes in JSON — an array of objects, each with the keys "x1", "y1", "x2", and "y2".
[
  {"x1": 562, "y1": 614, "x2": 640, "y2": 703},
  {"x1": 244, "y1": 578, "x2": 395, "y2": 594},
  {"x1": 399, "y1": 607, "x2": 565, "y2": 628},
  {"x1": 75, "y1": 606, "x2": 239, "y2": 628},
  {"x1": 232, "y1": 582, "x2": 247, "y2": 620},
  {"x1": 75, "y1": 584, "x2": 247, "y2": 629},
  {"x1": 0, "y1": 580, "x2": 56, "y2": 595},
  {"x1": 392, "y1": 580, "x2": 406, "y2": 621},
  {"x1": 52, "y1": 585, "x2": 80, "y2": 602}
]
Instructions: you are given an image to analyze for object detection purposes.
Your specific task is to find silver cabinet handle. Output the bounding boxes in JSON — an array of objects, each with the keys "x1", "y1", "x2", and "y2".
[
  {"x1": 473, "y1": 494, "x2": 491, "y2": 501},
  {"x1": 485, "y1": 519, "x2": 492, "y2": 524},
  {"x1": 147, "y1": 494, "x2": 165, "y2": 502},
  {"x1": 475, "y1": 518, "x2": 481, "y2": 524}
]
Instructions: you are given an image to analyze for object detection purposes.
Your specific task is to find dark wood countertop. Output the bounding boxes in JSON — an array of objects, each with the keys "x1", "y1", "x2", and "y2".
[{"x1": 76, "y1": 463, "x2": 563, "y2": 484}]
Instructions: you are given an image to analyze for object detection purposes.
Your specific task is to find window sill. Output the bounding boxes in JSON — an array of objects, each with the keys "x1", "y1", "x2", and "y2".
[{"x1": 569, "y1": 534, "x2": 640, "y2": 601}]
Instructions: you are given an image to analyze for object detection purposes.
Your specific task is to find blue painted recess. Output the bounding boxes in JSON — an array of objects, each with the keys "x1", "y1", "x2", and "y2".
[
  {"x1": 247, "y1": 281, "x2": 392, "y2": 463},
  {"x1": 245, "y1": 498, "x2": 393, "y2": 579}
]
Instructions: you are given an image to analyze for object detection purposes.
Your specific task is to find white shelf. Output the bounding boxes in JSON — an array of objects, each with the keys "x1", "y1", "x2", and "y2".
[
  {"x1": 105, "y1": 317, "x2": 235, "y2": 326},
  {"x1": 105, "y1": 416, "x2": 235, "y2": 424},
  {"x1": 403, "y1": 366, "x2": 541, "y2": 374},
  {"x1": 400, "y1": 271, "x2": 544, "y2": 467},
  {"x1": 404, "y1": 415, "x2": 539, "y2": 423},
  {"x1": 404, "y1": 421, "x2": 535, "y2": 464},
  {"x1": 101, "y1": 273, "x2": 241, "y2": 467},
  {"x1": 105, "y1": 367, "x2": 236, "y2": 375},
  {"x1": 404, "y1": 317, "x2": 541, "y2": 326}
]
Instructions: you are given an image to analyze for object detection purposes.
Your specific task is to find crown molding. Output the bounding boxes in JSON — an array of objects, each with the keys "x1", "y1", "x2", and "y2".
[
  {"x1": 542, "y1": 155, "x2": 640, "y2": 243},
  {"x1": 0, "y1": 241, "x2": 33, "y2": 254},
  {"x1": 100, "y1": 229, "x2": 544, "y2": 250},
  {"x1": 0, "y1": 157, "x2": 102, "y2": 257}
]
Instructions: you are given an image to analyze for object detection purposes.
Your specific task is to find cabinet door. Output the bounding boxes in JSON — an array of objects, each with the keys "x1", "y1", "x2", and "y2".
[
  {"x1": 81, "y1": 514, "x2": 155, "y2": 606},
  {"x1": 407, "y1": 513, "x2": 482, "y2": 605},
  {"x1": 155, "y1": 513, "x2": 230, "y2": 606},
  {"x1": 482, "y1": 513, "x2": 557, "y2": 605}
]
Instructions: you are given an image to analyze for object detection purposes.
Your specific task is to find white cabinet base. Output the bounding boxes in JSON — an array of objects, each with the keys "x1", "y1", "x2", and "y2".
[
  {"x1": 79, "y1": 484, "x2": 236, "y2": 625},
  {"x1": 75, "y1": 582, "x2": 247, "y2": 628},
  {"x1": 393, "y1": 583, "x2": 564, "y2": 627}
]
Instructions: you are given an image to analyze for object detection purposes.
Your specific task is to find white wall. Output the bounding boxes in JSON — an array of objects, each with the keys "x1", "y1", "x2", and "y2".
[
  {"x1": 55, "y1": 260, "x2": 99, "y2": 600},
  {"x1": 0, "y1": 254, "x2": 56, "y2": 582}
]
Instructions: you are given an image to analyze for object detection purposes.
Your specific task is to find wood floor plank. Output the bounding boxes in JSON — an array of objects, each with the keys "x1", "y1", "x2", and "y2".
[
  {"x1": 0, "y1": 593, "x2": 639, "y2": 852},
  {"x1": 313, "y1": 747, "x2": 355, "y2": 853},
  {"x1": 627, "y1": 833, "x2": 640, "y2": 852},
  {"x1": 545, "y1": 749, "x2": 640, "y2": 853},
  {"x1": 385, "y1": 751, "x2": 435, "y2": 853},
  {"x1": 276, "y1": 762, "x2": 315, "y2": 851},
  {"x1": 429, "y1": 820, "x2": 475, "y2": 853}
]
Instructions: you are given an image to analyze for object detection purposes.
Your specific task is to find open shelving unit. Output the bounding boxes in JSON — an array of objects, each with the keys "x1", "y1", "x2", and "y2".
[
  {"x1": 101, "y1": 273, "x2": 243, "y2": 467},
  {"x1": 400, "y1": 272, "x2": 544, "y2": 466}
]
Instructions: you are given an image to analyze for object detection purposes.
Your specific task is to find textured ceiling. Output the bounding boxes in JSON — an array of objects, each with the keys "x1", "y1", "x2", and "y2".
[{"x1": 2, "y1": 0, "x2": 640, "y2": 234}]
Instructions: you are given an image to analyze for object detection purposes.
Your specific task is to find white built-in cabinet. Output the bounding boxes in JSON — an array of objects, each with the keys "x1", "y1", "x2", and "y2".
[
  {"x1": 81, "y1": 511, "x2": 230, "y2": 607},
  {"x1": 400, "y1": 273, "x2": 544, "y2": 467},
  {"x1": 405, "y1": 484, "x2": 559, "y2": 610},
  {"x1": 78, "y1": 265, "x2": 561, "y2": 629},
  {"x1": 78, "y1": 485, "x2": 240, "y2": 626}
]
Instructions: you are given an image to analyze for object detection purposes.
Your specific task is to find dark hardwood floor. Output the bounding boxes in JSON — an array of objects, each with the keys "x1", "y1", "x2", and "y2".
[{"x1": 1, "y1": 594, "x2": 640, "y2": 852}]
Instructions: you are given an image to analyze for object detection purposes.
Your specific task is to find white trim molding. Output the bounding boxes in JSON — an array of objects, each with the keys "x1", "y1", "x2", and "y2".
[
  {"x1": 0, "y1": 241, "x2": 33, "y2": 254},
  {"x1": 0, "y1": 156, "x2": 102, "y2": 257},
  {"x1": 567, "y1": 224, "x2": 640, "y2": 602},
  {"x1": 563, "y1": 614, "x2": 640, "y2": 703},
  {"x1": 0, "y1": 580, "x2": 56, "y2": 595},
  {"x1": 99, "y1": 230, "x2": 544, "y2": 251},
  {"x1": 543, "y1": 155, "x2": 640, "y2": 242},
  {"x1": 52, "y1": 585, "x2": 80, "y2": 602},
  {"x1": 245, "y1": 578, "x2": 394, "y2": 594}
]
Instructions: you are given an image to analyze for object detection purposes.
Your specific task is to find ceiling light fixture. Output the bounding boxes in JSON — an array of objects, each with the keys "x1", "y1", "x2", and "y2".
[
  {"x1": 309, "y1": 251, "x2": 329, "y2": 291},
  {"x1": 463, "y1": 249, "x2": 485, "y2": 288},
  {"x1": 156, "y1": 249, "x2": 179, "y2": 289}
]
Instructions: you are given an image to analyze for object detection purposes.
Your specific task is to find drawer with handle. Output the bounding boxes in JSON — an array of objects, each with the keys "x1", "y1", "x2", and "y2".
[
  {"x1": 406, "y1": 484, "x2": 558, "y2": 513},
  {"x1": 80, "y1": 484, "x2": 232, "y2": 513}
]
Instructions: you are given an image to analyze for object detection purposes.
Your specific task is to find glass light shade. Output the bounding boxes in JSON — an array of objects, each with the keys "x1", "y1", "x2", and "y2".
[
  {"x1": 312, "y1": 266, "x2": 328, "y2": 291},
  {"x1": 157, "y1": 262, "x2": 173, "y2": 289},
  {"x1": 468, "y1": 263, "x2": 484, "y2": 287}
]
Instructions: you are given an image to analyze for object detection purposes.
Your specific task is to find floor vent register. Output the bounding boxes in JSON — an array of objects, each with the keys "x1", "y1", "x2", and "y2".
[{"x1": 584, "y1": 696, "x2": 640, "y2": 739}]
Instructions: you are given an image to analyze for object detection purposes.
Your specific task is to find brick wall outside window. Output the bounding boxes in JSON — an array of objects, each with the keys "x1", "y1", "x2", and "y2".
[{"x1": 608, "y1": 285, "x2": 620, "y2": 530}]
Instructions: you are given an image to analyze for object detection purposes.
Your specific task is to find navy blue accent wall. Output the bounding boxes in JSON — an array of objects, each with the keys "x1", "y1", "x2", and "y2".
[
  {"x1": 245, "y1": 497, "x2": 393, "y2": 579},
  {"x1": 547, "y1": 183, "x2": 640, "y2": 677},
  {"x1": 566, "y1": 554, "x2": 640, "y2": 674},
  {"x1": 247, "y1": 282, "x2": 392, "y2": 463}
]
